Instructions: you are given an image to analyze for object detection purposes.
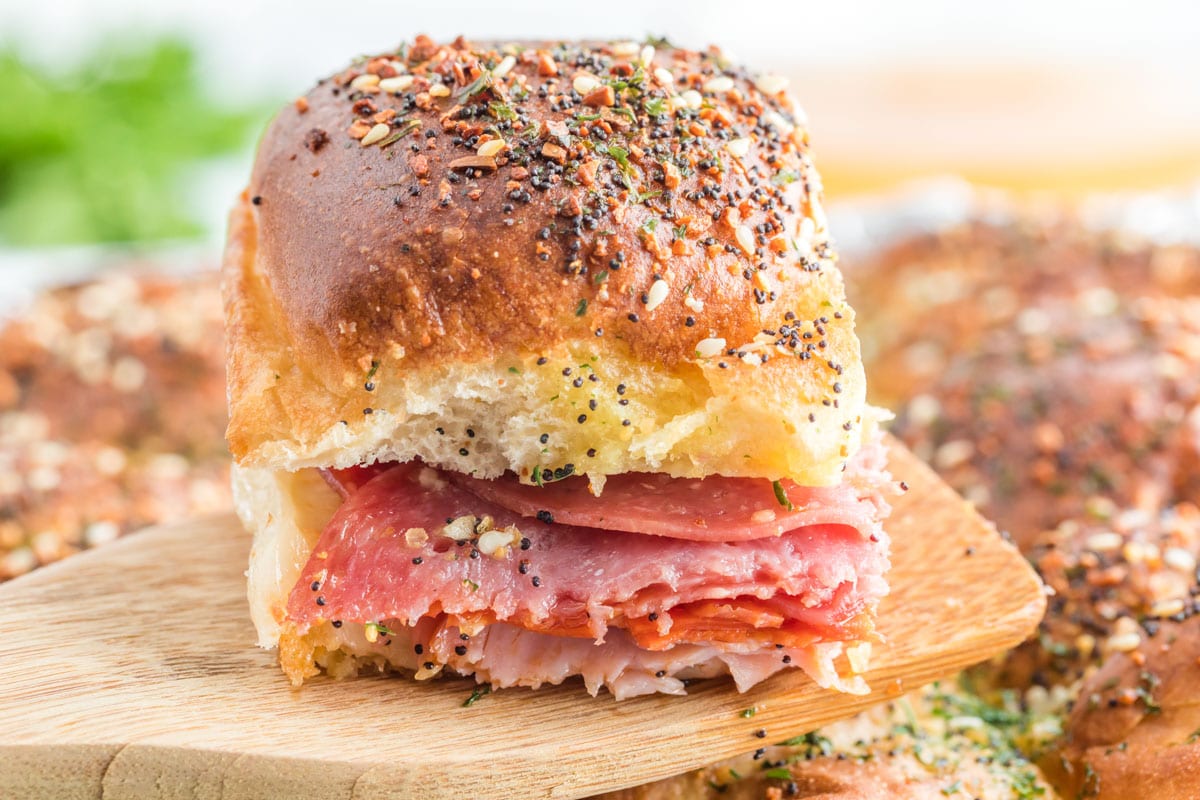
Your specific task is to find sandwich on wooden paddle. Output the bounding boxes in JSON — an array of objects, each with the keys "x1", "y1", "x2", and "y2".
[{"x1": 222, "y1": 35, "x2": 896, "y2": 699}]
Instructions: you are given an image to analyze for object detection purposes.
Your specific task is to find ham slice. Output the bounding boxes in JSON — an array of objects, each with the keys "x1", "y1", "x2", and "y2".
[
  {"x1": 449, "y1": 469, "x2": 884, "y2": 542},
  {"x1": 323, "y1": 446, "x2": 888, "y2": 544},
  {"x1": 288, "y1": 439, "x2": 892, "y2": 696}
]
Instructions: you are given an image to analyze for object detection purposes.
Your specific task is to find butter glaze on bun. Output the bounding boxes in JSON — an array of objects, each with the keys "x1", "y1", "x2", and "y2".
[{"x1": 224, "y1": 36, "x2": 867, "y2": 486}]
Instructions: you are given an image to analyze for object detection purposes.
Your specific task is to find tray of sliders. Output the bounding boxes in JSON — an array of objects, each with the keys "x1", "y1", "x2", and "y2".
[{"x1": 4, "y1": 34, "x2": 1196, "y2": 800}]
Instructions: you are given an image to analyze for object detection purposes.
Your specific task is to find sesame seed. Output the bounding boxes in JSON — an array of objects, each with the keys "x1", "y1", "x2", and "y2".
[
  {"x1": 1085, "y1": 532, "x2": 1123, "y2": 552},
  {"x1": 477, "y1": 529, "x2": 513, "y2": 557},
  {"x1": 645, "y1": 279, "x2": 669, "y2": 312},
  {"x1": 572, "y1": 74, "x2": 601, "y2": 95},
  {"x1": 763, "y1": 109, "x2": 794, "y2": 133},
  {"x1": 725, "y1": 137, "x2": 751, "y2": 158},
  {"x1": 1149, "y1": 598, "x2": 1186, "y2": 618},
  {"x1": 378, "y1": 75, "x2": 415, "y2": 93},
  {"x1": 702, "y1": 75, "x2": 734, "y2": 93},
  {"x1": 1164, "y1": 547, "x2": 1197, "y2": 573},
  {"x1": 442, "y1": 516, "x2": 477, "y2": 541},
  {"x1": 695, "y1": 337, "x2": 726, "y2": 358},
  {"x1": 491, "y1": 54, "x2": 517, "y2": 78},
  {"x1": 477, "y1": 138, "x2": 506, "y2": 157},
  {"x1": 754, "y1": 73, "x2": 790, "y2": 95},
  {"x1": 735, "y1": 226, "x2": 756, "y2": 255},
  {"x1": 360, "y1": 123, "x2": 391, "y2": 147},
  {"x1": 1106, "y1": 632, "x2": 1142, "y2": 652}
]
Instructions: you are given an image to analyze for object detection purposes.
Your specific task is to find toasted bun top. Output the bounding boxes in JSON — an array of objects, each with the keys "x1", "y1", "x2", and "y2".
[{"x1": 227, "y1": 35, "x2": 869, "y2": 484}]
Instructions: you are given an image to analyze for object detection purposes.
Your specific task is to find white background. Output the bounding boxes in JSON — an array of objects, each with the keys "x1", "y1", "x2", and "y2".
[
  {"x1": 6, "y1": 0, "x2": 1199, "y2": 96},
  {"x1": 2, "y1": 0, "x2": 1198, "y2": 295}
]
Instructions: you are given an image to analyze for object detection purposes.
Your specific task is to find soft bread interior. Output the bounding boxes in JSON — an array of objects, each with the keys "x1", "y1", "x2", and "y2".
[
  {"x1": 235, "y1": 464, "x2": 340, "y2": 647},
  {"x1": 234, "y1": 346, "x2": 867, "y2": 488},
  {"x1": 224, "y1": 198, "x2": 869, "y2": 488}
]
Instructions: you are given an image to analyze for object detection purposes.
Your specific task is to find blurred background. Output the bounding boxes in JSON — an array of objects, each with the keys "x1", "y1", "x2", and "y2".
[{"x1": 2, "y1": 0, "x2": 1199, "y2": 261}]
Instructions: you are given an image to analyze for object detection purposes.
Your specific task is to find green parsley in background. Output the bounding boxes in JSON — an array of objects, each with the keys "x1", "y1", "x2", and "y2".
[{"x1": 0, "y1": 38, "x2": 271, "y2": 247}]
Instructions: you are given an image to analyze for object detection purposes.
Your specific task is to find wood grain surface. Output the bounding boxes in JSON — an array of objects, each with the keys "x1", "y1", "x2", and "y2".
[{"x1": 0, "y1": 440, "x2": 1044, "y2": 800}]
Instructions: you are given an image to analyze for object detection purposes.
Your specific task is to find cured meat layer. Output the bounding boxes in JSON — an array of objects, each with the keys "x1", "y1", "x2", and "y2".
[
  {"x1": 285, "y1": 440, "x2": 891, "y2": 696},
  {"x1": 448, "y1": 467, "x2": 887, "y2": 542}
]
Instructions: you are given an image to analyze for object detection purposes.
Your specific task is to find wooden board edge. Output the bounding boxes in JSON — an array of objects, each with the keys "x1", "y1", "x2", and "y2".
[
  {"x1": 0, "y1": 745, "x2": 119, "y2": 800},
  {"x1": 0, "y1": 745, "x2": 372, "y2": 800}
]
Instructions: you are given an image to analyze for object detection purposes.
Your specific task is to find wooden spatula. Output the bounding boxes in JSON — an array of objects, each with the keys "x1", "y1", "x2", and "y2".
[{"x1": 0, "y1": 438, "x2": 1044, "y2": 800}]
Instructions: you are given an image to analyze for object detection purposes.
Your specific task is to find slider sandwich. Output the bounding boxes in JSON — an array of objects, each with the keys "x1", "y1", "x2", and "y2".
[{"x1": 224, "y1": 36, "x2": 893, "y2": 699}]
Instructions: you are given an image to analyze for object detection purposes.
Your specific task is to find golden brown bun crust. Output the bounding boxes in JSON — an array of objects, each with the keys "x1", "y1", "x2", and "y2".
[
  {"x1": 226, "y1": 36, "x2": 866, "y2": 481},
  {"x1": 597, "y1": 756, "x2": 1044, "y2": 800},
  {"x1": 1042, "y1": 616, "x2": 1200, "y2": 800},
  {"x1": 592, "y1": 686, "x2": 1057, "y2": 799},
  {"x1": 251, "y1": 36, "x2": 836, "y2": 370}
]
